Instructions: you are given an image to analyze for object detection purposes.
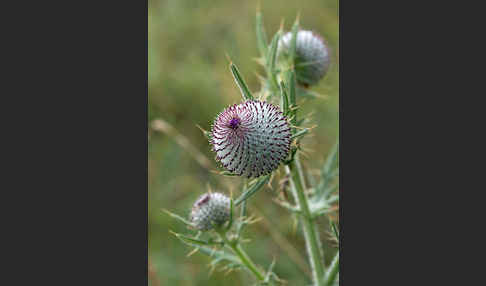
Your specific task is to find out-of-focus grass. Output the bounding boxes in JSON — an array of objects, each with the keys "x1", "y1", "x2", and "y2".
[{"x1": 149, "y1": 0, "x2": 338, "y2": 285}]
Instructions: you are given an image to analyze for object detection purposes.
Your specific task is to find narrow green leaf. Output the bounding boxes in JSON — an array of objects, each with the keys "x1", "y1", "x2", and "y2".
[
  {"x1": 199, "y1": 246, "x2": 240, "y2": 264},
  {"x1": 196, "y1": 124, "x2": 212, "y2": 141},
  {"x1": 236, "y1": 199, "x2": 247, "y2": 238},
  {"x1": 274, "y1": 199, "x2": 300, "y2": 213},
  {"x1": 289, "y1": 16, "x2": 299, "y2": 63},
  {"x1": 290, "y1": 128, "x2": 308, "y2": 140},
  {"x1": 297, "y1": 87, "x2": 327, "y2": 100},
  {"x1": 230, "y1": 63, "x2": 254, "y2": 101},
  {"x1": 220, "y1": 170, "x2": 238, "y2": 177},
  {"x1": 256, "y1": 10, "x2": 268, "y2": 58},
  {"x1": 311, "y1": 206, "x2": 334, "y2": 218},
  {"x1": 315, "y1": 141, "x2": 339, "y2": 198},
  {"x1": 171, "y1": 231, "x2": 221, "y2": 247},
  {"x1": 323, "y1": 185, "x2": 339, "y2": 199},
  {"x1": 309, "y1": 199, "x2": 331, "y2": 218},
  {"x1": 279, "y1": 81, "x2": 289, "y2": 116},
  {"x1": 172, "y1": 232, "x2": 239, "y2": 265},
  {"x1": 263, "y1": 257, "x2": 276, "y2": 283},
  {"x1": 226, "y1": 198, "x2": 234, "y2": 230},
  {"x1": 267, "y1": 31, "x2": 281, "y2": 74},
  {"x1": 235, "y1": 175, "x2": 270, "y2": 205},
  {"x1": 163, "y1": 209, "x2": 193, "y2": 227},
  {"x1": 287, "y1": 69, "x2": 297, "y2": 126},
  {"x1": 331, "y1": 222, "x2": 339, "y2": 240},
  {"x1": 323, "y1": 141, "x2": 339, "y2": 175},
  {"x1": 240, "y1": 198, "x2": 247, "y2": 218}
]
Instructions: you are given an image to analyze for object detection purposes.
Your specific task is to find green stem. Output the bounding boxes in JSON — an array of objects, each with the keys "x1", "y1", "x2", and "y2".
[
  {"x1": 285, "y1": 159, "x2": 325, "y2": 286},
  {"x1": 294, "y1": 152, "x2": 308, "y2": 190},
  {"x1": 233, "y1": 243, "x2": 265, "y2": 281},
  {"x1": 217, "y1": 229, "x2": 265, "y2": 281},
  {"x1": 324, "y1": 251, "x2": 339, "y2": 286}
]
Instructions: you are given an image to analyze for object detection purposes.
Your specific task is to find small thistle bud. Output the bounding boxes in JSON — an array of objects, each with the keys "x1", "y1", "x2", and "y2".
[
  {"x1": 190, "y1": 192, "x2": 231, "y2": 231},
  {"x1": 211, "y1": 100, "x2": 291, "y2": 178},
  {"x1": 278, "y1": 30, "x2": 330, "y2": 87}
]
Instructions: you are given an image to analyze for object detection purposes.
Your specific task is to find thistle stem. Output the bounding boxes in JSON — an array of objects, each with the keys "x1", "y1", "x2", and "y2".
[
  {"x1": 324, "y1": 251, "x2": 339, "y2": 286},
  {"x1": 285, "y1": 157, "x2": 325, "y2": 286},
  {"x1": 233, "y1": 243, "x2": 265, "y2": 281},
  {"x1": 217, "y1": 229, "x2": 265, "y2": 281}
]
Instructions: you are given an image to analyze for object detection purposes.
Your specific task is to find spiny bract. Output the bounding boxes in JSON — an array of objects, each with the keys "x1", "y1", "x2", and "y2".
[
  {"x1": 190, "y1": 192, "x2": 230, "y2": 231},
  {"x1": 278, "y1": 30, "x2": 330, "y2": 87},
  {"x1": 211, "y1": 100, "x2": 291, "y2": 178}
]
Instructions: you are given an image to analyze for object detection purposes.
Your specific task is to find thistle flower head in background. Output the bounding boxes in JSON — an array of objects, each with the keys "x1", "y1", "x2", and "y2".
[
  {"x1": 190, "y1": 192, "x2": 231, "y2": 231},
  {"x1": 278, "y1": 30, "x2": 330, "y2": 87},
  {"x1": 211, "y1": 100, "x2": 291, "y2": 178}
]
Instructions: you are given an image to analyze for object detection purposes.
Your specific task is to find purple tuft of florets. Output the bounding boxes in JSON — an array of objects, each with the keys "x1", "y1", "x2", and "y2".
[
  {"x1": 229, "y1": 117, "x2": 241, "y2": 129},
  {"x1": 211, "y1": 100, "x2": 291, "y2": 178}
]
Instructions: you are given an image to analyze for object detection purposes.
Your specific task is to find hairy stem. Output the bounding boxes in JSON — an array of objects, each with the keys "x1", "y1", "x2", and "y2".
[
  {"x1": 296, "y1": 156, "x2": 325, "y2": 258},
  {"x1": 217, "y1": 229, "x2": 265, "y2": 281},
  {"x1": 285, "y1": 157, "x2": 325, "y2": 285},
  {"x1": 324, "y1": 251, "x2": 339, "y2": 286}
]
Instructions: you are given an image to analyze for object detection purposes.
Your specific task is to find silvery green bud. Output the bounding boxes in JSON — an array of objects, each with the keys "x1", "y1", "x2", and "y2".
[
  {"x1": 211, "y1": 100, "x2": 291, "y2": 178},
  {"x1": 190, "y1": 192, "x2": 231, "y2": 231},
  {"x1": 278, "y1": 30, "x2": 330, "y2": 87}
]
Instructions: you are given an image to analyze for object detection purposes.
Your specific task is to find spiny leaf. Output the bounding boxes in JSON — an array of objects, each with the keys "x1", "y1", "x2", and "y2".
[
  {"x1": 173, "y1": 232, "x2": 240, "y2": 265},
  {"x1": 163, "y1": 209, "x2": 193, "y2": 227},
  {"x1": 331, "y1": 222, "x2": 339, "y2": 240},
  {"x1": 230, "y1": 62, "x2": 254, "y2": 101},
  {"x1": 327, "y1": 193, "x2": 339, "y2": 204},
  {"x1": 170, "y1": 231, "x2": 222, "y2": 247},
  {"x1": 273, "y1": 198, "x2": 300, "y2": 213},
  {"x1": 315, "y1": 141, "x2": 339, "y2": 198},
  {"x1": 236, "y1": 199, "x2": 247, "y2": 238},
  {"x1": 279, "y1": 81, "x2": 289, "y2": 116},
  {"x1": 308, "y1": 199, "x2": 332, "y2": 217},
  {"x1": 297, "y1": 87, "x2": 328, "y2": 100},
  {"x1": 287, "y1": 69, "x2": 297, "y2": 126},
  {"x1": 226, "y1": 198, "x2": 234, "y2": 230},
  {"x1": 290, "y1": 128, "x2": 309, "y2": 140},
  {"x1": 235, "y1": 175, "x2": 270, "y2": 205},
  {"x1": 310, "y1": 205, "x2": 334, "y2": 218},
  {"x1": 196, "y1": 124, "x2": 212, "y2": 141},
  {"x1": 263, "y1": 257, "x2": 277, "y2": 283},
  {"x1": 240, "y1": 197, "x2": 247, "y2": 217},
  {"x1": 323, "y1": 141, "x2": 339, "y2": 175},
  {"x1": 256, "y1": 9, "x2": 268, "y2": 58},
  {"x1": 220, "y1": 170, "x2": 239, "y2": 177},
  {"x1": 267, "y1": 31, "x2": 281, "y2": 74},
  {"x1": 323, "y1": 184, "x2": 339, "y2": 199},
  {"x1": 202, "y1": 247, "x2": 240, "y2": 265},
  {"x1": 289, "y1": 15, "x2": 300, "y2": 63}
]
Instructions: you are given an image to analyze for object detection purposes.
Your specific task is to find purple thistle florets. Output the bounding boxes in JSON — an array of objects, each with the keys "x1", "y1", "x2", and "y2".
[
  {"x1": 229, "y1": 117, "x2": 241, "y2": 129},
  {"x1": 278, "y1": 30, "x2": 330, "y2": 87},
  {"x1": 211, "y1": 100, "x2": 291, "y2": 178},
  {"x1": 190, "y1": 192, "x2": 231, "y2": 231}
]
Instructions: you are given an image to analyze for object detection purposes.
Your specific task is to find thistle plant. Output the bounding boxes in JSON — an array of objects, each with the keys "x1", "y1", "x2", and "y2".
[{"x1": 162, "y1": 9, "x2": 339, "y2": 286}]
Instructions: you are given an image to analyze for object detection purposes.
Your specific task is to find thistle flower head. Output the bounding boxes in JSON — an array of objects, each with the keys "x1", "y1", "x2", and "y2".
[
  {"x1": 278, "y1": 30, "x2": 330, "y2": 86},
  {"x1": 190, "y1": 192, "x2": 231, "y2": 231},
  {"x1": 211, "y1": 100, "x2": 291, "y2": 178}
]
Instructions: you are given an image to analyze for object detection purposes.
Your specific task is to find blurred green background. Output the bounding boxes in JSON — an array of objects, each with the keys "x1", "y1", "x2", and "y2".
[{"x1": 149, "y1": 0, "x2": 339, "y2": 285}]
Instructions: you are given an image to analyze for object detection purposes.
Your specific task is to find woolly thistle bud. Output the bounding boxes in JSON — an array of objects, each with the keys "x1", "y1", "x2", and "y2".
[
  {"x1": 190, "y1": 192, "x2": 231, "y2": 231},
  {"x1": 211, "y1": 100, "x2": 291, "y2": 178},
  {"x1": 278, "y1": 30, "x2": 330, "y2": 87}
]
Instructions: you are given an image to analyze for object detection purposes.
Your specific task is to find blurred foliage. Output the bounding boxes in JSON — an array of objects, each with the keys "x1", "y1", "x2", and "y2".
[{"x1": 149, "y1": 0, "x2": 339, "y2": 285}]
